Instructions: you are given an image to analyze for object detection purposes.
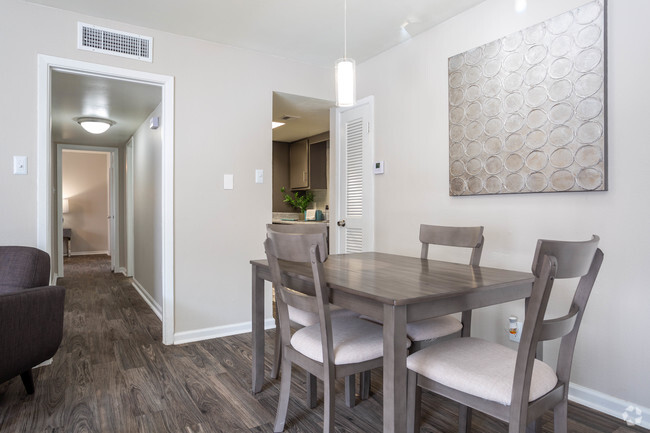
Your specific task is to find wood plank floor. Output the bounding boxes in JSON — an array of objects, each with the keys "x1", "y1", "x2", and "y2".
[{"x1": 0, "y1": 255, "x2": 646, "y2": 433}]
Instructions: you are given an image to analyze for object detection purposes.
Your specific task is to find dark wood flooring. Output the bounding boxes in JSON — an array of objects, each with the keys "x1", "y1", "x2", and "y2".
[{"x1": 0, "y1": 255, "x2": 645, "y2": 433}]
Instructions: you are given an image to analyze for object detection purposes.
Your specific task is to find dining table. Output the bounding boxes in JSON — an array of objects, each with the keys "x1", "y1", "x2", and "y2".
[{"x1": 250, "y1": 251, "x2": 535, "y2": 433}]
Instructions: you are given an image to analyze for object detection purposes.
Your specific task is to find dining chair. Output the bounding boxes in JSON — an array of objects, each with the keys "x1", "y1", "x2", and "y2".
[
  {"x1": 406, "y1": 235, "x2": 603, "y2": 433},
  {"x1": 265, "y1": 230, "x2": 395, "y2": 432},
  {"x1": 406, "y1": 224, "x2": 485, "y2": 352},
  {"x1": 266, "y1": 224, "x2": 363, "y2": 408}
]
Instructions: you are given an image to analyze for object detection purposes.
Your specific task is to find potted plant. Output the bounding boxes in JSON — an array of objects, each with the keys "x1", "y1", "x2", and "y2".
[{"x1": 281, "y1": 187, "x2": 314, "y2": 220}]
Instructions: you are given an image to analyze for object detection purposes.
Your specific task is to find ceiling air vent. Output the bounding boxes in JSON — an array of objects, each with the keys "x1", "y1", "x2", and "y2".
[{"x1": 78, "y1": 22, "x2": 153, "y2": 62}]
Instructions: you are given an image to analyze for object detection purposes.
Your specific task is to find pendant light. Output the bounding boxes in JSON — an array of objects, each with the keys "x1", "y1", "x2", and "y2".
[{"x1": 335, "y1": 0, "x2": 356, "y2": 107}]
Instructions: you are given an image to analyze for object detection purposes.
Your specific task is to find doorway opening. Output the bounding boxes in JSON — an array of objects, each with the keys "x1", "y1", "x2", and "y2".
[
  {"x1": 37, "y1": 55, "x2": 176, "y2": 344},
  {"x1": 59, "y1": 147, "x2": 116, "y2": 270},
  {"x1": 271, "y1": 92, "x2": 334, "y2": 221}
]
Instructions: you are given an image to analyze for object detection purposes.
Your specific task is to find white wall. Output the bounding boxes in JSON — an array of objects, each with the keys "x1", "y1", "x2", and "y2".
[
  {"x1": 360, "y1": 0, "x2": 650, "y2": 412},
  {"x1": 133, "y1": 103, "x2": 162, "y2": 306},
  {"x1": 61, "y1": 150, "x2": 109, "y2": 254},
  {"x1": 0, "y1": 1, "x2": 332, "y2": 334}
]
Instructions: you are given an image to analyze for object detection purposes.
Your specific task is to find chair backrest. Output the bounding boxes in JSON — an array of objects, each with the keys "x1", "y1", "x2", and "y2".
[
  {"x1": 0, "y1": 246, "x2": 50, "y2": 292},
  {"x1": 419, "y1": 224, "x2": 485, "y2": 266},
  {"x1": 510, "y1": 235, "x2": 603, "y2": 424},
  {"x1": 266, "y1": 223, "x2": 328, "y2": 256},
  {"x1": 264, "y1": 230, "x2": 336, "y2": 366}
]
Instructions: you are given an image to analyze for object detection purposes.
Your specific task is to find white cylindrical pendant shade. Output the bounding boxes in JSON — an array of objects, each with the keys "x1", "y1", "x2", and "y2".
[{"x1": 335, "y1": 58, "x2": 356, "y2": 107}]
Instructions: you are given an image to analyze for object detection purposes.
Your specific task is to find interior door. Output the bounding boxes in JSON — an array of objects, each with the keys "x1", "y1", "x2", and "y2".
[
  {"x1": 108, "y1": 152, "x2": 116, "y2": 271},
  {"x1": 331, "y1": 96, "x2": 374, "y2": 254}
]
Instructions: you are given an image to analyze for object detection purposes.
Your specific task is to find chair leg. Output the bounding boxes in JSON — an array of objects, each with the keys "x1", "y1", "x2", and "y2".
[
  {"x1": 323, "y1": 372, "x2": 336, "y2": 433},
  {"x1": 306, "y1": 372, "x2": 318, "y2": 409},
  {"x1": 273, "y1": 361, "x2": 292, "y2": 432},
  {"x1": 271, "y1": 324, "x2": 281, "y2": 380},
  {"x1": 407, "y1": 370, "x2": 421, "y2": 433},
  {"x1": 345, "y1": 375, "x2": 356, "y2": 408},
  {"x1": 458, "y1": 404, "x2": 472, "y2": 433},
  {"x1": 553, "y1": 400, "x2": 568, "y2": 433},
  {"x1": 20, "y1": 369, "x2": 35, "y2": 395},
  {"x1": 360, "y1": 370, "x2": 371, "y2": 400},
  {"x1": 526, "y1": 419, "x2": 542, "y2": 433}
]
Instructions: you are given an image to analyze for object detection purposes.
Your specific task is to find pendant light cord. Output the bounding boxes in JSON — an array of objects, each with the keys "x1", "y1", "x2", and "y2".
[{"x1": 344, "y1": 0, "x2": 347, "y2": 59}]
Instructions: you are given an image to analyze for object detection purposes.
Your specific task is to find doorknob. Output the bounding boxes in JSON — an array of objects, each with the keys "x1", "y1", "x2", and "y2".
[{"x1": 337, "y1": 220, "x2": 346, "y2": 227}]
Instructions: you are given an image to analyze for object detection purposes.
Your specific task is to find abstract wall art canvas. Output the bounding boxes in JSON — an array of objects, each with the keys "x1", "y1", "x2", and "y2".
[{"x1": 448, "y1": 0, "x2": 607, "y2": 196}]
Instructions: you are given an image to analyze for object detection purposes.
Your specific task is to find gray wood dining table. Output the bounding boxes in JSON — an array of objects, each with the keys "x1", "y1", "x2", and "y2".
[{"x1": 250, "y1": 252, "x2": 534, "y2": 433}]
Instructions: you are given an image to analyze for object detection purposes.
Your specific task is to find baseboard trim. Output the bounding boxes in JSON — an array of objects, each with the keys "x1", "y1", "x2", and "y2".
[
  {"x1": 70, "y1": 250, "x2": 109, "y2": 256},
  {"x1": 116, "y1": 267, "x2": 128, "y2": 276},
  {"x1": 173, "y1": 318, "x2": 276, "y2": 345},
  {"x1": 569, "y1": 382, "x2": 649, "y2": 428},
  {"x1": 131, "y1": 278, "x2": 162, "y2": 320}
]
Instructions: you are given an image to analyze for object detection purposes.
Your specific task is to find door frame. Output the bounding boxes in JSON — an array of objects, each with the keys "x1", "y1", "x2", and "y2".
[
  {"x1": 56, "y1": 145, "x2": 118, "y2": 275},
  {"x1": 37, "y1": 55, "x2": 176, "y2": 344},
  {"x1": 330, "y1": 96, "x2": 375, "y2": 254}
]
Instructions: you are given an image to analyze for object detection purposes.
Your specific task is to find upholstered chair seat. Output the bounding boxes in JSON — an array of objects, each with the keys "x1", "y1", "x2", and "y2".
[{"x1": 407, "y1": 337, "x2": 557, "y2": 406}]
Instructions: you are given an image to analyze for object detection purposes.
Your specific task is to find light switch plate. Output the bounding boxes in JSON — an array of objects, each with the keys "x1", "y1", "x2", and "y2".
[
  {"x1": 373, "y1": 160, "x2": 384, "y2": 174},
  {"x1": 224, "y1": 174, "x2": 234, "y2": 190},
  {"x1": 255, "y1": 169, "x2": 263, "y2": 184},
  {"x1": 13, "y1": 156, "x2": 27, "y2": 175}
]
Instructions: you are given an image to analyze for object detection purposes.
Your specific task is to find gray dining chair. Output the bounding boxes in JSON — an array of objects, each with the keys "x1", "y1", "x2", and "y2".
[
  {"x1": 266, "y1": 224, "x2": 363, "y2": 407},
  {"x1": 265, "y1": 230, "x2": 396, "y2": 433},
  {"x1": 406, "y1": 224, "x2": 485, "y2": 352},
  {"x1": 406, "y1": 235, "x2": 603, "y2": 433}
]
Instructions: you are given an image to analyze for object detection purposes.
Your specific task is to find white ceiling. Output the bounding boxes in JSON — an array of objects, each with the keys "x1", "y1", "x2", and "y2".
[
  {"x1": 28, "y1": 0, "x2": 484, "y2": 67},
  {"x1": 51, "y1": 70, "x2": 162, "y2": 147},
  {"x1": 273, "y1": 92, "x2": 333, "y2": 142},
  {"x1": 37, "y1": 0, "x2": 487, "y2": 146}
]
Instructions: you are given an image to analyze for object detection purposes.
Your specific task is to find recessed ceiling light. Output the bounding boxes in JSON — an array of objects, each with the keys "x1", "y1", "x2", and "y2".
[{"x1": 272, "y1": 122, "x2": 285, "y2": 129}]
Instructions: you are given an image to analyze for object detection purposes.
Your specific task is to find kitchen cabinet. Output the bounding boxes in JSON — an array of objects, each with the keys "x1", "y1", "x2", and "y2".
[
  {"x1": 289, "y1": 139, "x2": 309, "y2": 190},
  {"x1": 289, "y1": 135, "x2": 328, "y2": 190}
]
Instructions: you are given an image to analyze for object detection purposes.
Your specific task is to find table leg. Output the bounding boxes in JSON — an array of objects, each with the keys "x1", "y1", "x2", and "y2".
[
  {"x1": 383, "y1": 304, "x2": 408, "y2": 433},
  {"x1": 252, "y1": 264, "x2": 265, "y2": 393}
]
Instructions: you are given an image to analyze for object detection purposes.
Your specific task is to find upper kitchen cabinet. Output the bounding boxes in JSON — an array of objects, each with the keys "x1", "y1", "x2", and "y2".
[
  {"x1": 289, "y1": 133, "x2": 328, "y2": 190},
  {"x1": 289, "y1": 139, "x2": 309, "y2": 189}
]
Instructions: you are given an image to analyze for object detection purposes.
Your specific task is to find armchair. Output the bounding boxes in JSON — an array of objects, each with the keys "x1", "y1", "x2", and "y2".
[{"x1": 0, "y1": 246, "x2": 65, "y2": 394}]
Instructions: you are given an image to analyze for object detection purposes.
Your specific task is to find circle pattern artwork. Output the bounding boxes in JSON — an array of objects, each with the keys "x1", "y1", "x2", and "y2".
[
  {"x1": 485, "y1": 136, "x2": 503, "y2": 155},
  {"x1": 505, "y1": 153, "x2": 525, "y2": 172},
  {"x1": 526, "y1": 109, "x2": 547, "y2": 129},
  {"x1": 448, "y1": 0, "x2": 606, "y2": 196},
  {"x1": 550, "y1": 170, "x2": 575, "y2": 191},
  {"x1": 550, "y1": 148, "x2": 574, "y2": 168}
]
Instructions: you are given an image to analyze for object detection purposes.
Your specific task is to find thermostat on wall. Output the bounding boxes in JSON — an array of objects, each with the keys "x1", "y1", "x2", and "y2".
[{"x1": 373, "y1": 161, "x2": 384, "y2": 174}]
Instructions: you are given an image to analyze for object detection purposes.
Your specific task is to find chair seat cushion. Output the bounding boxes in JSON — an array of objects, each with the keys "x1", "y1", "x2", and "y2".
[
  {"x1": 288, "y1": 304, "x2": 359, "y2": 327},
  {"x1": 292, "y1": 317, "x2": 398, "y2": 365},
  {"x1": 406, "y1": 315, "x2": 463, "y2": 341},
  {"x1": 407, "y1": 337, "x2": 557, "y2": 406}
]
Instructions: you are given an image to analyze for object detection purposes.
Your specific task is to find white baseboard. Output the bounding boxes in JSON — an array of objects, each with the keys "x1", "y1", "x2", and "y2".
[
  {"x1": 173, "y1": 318, "x2": 276, "y2": 345},
  {"x1": 70, "y1": 250, "x2": 109, "y2": 256},
  {"x1": 116, "y1": 267, "x2": 128, "y2": 276},
  {"x1": 131, "y1": 278, "x2": 162, "y2": 320},
  {"x1": 569, "y1": 382, "x2": 649, "y2": 429}
]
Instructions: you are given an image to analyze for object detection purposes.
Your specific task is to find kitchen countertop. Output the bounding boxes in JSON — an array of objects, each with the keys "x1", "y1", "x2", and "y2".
[{"x1": 271, "y1": 219, "x2": 329, "y2": 225}]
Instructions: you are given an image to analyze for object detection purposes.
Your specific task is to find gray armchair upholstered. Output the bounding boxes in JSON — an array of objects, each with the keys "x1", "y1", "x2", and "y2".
[{"x1": 0, "y1": 246, "x2": 65, "y2": 394}]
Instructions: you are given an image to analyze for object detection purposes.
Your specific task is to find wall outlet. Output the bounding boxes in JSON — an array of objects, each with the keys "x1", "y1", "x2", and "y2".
[
  {"x1": 509, "y1": 321, "x2": 523, "y2": 343},
  {"x1": 13, "y1": 156, "x2": 28, "y2": 175}
]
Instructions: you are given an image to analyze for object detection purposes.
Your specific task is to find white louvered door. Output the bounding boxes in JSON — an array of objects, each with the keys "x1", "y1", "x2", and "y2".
[{"x1": 332, "y1": 97, "x2": 374, "y2": 254}]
